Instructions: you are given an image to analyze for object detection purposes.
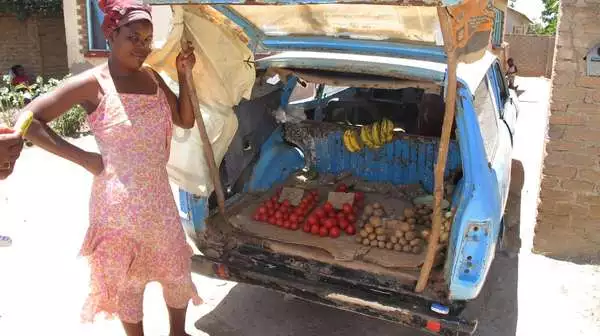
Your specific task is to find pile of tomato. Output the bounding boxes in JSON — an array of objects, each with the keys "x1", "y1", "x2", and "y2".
[
  {"x1": 253, "y1": 189, "x2": 320, "y2": 230},
  {"x1": 302, "y1": 190, "x2": 365, "y2": 239}
]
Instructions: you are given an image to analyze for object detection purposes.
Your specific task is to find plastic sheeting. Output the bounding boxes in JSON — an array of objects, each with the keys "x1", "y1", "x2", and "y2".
[{"x1": 145, "y1": 5, "x2": 256, "y2": 196}]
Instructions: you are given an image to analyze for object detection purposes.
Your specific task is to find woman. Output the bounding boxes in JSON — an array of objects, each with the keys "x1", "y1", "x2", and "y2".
[{"x1": 22, "y1": 1, "x2": 203, "y2": 335}]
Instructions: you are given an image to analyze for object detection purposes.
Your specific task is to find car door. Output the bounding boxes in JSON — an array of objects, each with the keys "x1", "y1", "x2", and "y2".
[
  {"x1": 488, "y1": 62, "x2": 518, "y2": 140},
  {"x1": 473, "y1": 72, "x2": 512, "y2": 211}
]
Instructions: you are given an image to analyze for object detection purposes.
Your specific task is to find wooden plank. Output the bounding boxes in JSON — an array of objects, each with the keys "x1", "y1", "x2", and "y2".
[{"x1": 414, "y1": 7, "x2": 458, "y2": 293}]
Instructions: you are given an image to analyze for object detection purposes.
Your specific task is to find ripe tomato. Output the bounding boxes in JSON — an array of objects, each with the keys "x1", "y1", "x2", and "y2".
[
  {"x1": 275, "y1": 211, "x2": 283, "y2": 219},
  {"x1": 271, "y1": 196, "x2": 278, "y2": 203},
  {"x1": 315, "y1": 208, "x2": 326, "y2": 219},
  {"x1": 276, "y1": 219, "x2": 284, "y2": 227},
  {"x1": 283, "y1": 221, "x2": 291, "y2": 229},
  {"x1": 268, "y1": 217, "x2": 277, "y2": 225},
  {"x1": 252, "y1": 213, "x2": 261, "y2": 221},
  {"x1": 324, "y1": 218, "x2": 337, "y2": 229},
  {"x1": 310, "y1": 189, "x2": 319, "y2": 197},
  {"x1": 354, "y1": 192, "x2": 364, "y2": 201},
  {"x1": 268, "y1": 209, "x2": 275, "y2": 216},
  {"x1": 303, "y1": 224, "x2": 311, "y2": 233},
  {"x1": 266, "y1": 200, "x2": 274, "y2": 209},
  {"x1": 345, "y1": 225, "x2": 356, "y2": 235},
  {"x1": 290, "y1": 223, "x2": 299, "y2": 231},
  {"x1": 307, "y1": 215, "x2": 318, "y2": 226},
  {"x1": 290, "y1": 214, "x2": 299, "y2": 223},
  {"x1": 346, "y1": 213, "x2": 357, "y2": 224},
  {"x1": 319, "y1": 226, "x2": 329, "y2": 237},
  {"x1": 336, "y1": 212, "x2": 346, "y2": 220},
  {"x1": 258, "y1": 206, "x2": 267, "y2": 214},
  {"x1": 329, "y1": 227, "x2": 341, "y2": 238},
  {"x1": 323, "y1": 202, "x2": 334, "y2": 213},
  {"x1": 258, "y1": 214, "x2": 268, "y2": 222},
  {"x1": 310, "y1": 225, "x2": 320, "y2": 235},
  {"x1": 342, "y1": 203, "x2": 353, "y2": 214},
  {"x1": 336, "y1": 183, "x2": 348, "y2": 192},
  {"x1": 282, "y1": 200, "x2": 291, "y2": 207},
  {"x1": 338, "y1": 219, "x2": 350, "y2": 230}
]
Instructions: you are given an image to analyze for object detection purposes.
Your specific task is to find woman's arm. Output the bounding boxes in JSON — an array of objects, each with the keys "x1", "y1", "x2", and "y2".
[
  {"x1": 152, "y1": 44, "x2": 197, "y2": 129},
  {"x1": 19, "y1": 72, "x2": 104, "y2": 175}
]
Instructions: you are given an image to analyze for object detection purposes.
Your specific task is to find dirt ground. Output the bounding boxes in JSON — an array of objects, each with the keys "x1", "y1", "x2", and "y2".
[{"x1": 0, "y1": 77, "x2": 598, "y2": 336}]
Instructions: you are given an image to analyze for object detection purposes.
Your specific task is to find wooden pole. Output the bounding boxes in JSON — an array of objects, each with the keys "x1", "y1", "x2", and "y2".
[
  {"x1": 415, "y1": 7, "x2": 458, "y2": 293},
  {"x1": 181, "y1": 41, "x2": 227, "y2": 216}
]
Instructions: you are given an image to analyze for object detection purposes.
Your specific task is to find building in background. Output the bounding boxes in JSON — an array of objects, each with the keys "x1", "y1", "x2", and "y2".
[
  {"x1": 62, "y1": 0, "x2": 172, "y2": 73},
  {"x1": 506, "y1": 7, "x2": 533, "y2": 35}
]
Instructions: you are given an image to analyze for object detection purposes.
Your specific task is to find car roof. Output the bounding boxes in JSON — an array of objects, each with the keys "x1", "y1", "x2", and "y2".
[{"x1": 256, "y1": 50, "x2": 497, "y2": 95}]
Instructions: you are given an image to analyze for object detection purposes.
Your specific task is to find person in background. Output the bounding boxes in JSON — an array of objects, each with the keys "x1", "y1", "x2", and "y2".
[
  {"x1": 19, "y1": 0, "x2": 203, "y2": 335},
  {"x1": 506, "y1": 58, "x2": 518, "y2": 90},
  {"x1": 10, "y1": 65, "x2": 31, "y2": 86},
  {"x1": 0, "y1": 125, "x2": 24, "y2": 247}
]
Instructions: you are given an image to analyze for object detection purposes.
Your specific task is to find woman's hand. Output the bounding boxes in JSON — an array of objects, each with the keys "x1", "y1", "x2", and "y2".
[
  {"x1": 176, "y1": 41, "x2": 196, "y2": 74},
  {"x1": 82, "y1": 152, "x2": 104, "y2": 176},
  {"x1": 0, "y1": 127, "x2": 23, "y2": 180}
]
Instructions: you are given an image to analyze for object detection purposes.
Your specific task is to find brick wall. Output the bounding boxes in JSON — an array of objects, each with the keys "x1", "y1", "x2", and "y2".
[
  {"x1": 0, "y1": 15, "x2": 68, "y2": 78},
  {"x1": 506, "y1": 34, "x2": 556, "y2": 78},
  {"x1": 535, "y1": 1, "x2": 600, "y2": 263}
]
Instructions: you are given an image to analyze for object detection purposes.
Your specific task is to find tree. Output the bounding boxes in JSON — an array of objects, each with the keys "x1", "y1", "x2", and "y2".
[{"x1": 538, "y1": 0, "x2": 559, "y2": 35}]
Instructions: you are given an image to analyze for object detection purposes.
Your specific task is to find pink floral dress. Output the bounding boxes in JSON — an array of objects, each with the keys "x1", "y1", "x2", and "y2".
[{"x1": 80, "y1": 66, "x2": 202, "y2": 324}]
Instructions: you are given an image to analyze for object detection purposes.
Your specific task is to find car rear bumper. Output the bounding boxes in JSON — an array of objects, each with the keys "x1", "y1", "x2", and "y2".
[{"x1": 191, "y1": 246, "x2": 477, "y2": 335}]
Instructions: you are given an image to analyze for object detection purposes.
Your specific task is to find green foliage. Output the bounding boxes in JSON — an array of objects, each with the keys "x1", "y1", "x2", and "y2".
[
  {"x1": 0, "y1": 74, "x2": 88, "y2": 138},
  {"x1": 0, "y1": 0, "x2": 63, "y2": 20},
  {"x1": 538, "y1": 0, "x2": 559, "y2": 35}
]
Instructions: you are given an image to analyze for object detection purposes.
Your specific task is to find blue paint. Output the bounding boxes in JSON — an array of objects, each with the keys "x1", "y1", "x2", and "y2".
[
  {"x1": 256, "y1": 55, "x2": 446, "y2": 84},
  {"x1": 245, "y1": 127, "x2": 305, "y2": 192},
  {"x1": 179, "y1": 191, "x2": 209, "y2": 233},
  {"x1": 446, "y1": 86, "x2": 503, "y2": 301},
  {"x1": 280, "y1": 75, "x2": 298, "y2": 109},
  {"x1": 313, "y1": 133, "x2": 461, "y2": 194},
  {"x1": 261, "y1": 37, "x2": 447, "y2": 63}
]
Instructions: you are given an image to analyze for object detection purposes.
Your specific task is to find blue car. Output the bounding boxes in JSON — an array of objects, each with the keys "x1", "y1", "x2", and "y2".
[{"x1": 151, "y1": 1, "x2": 520, "y2": 335}]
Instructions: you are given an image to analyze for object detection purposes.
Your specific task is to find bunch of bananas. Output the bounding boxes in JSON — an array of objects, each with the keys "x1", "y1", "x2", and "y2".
[
  {"x1": 360, "y1": 118, "x2": 395, "y2": 149},
  {"x1": 342, "y1": 118, "x2": 395, "y2": 152},
  {"x1": 343, "y1": 129, "x2": 363, "y2": 153}
]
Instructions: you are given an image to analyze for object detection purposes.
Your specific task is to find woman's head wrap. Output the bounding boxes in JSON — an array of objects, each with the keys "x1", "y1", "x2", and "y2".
[{"x1": 98, "y1": 0, "x2": 152, "y2": 38}]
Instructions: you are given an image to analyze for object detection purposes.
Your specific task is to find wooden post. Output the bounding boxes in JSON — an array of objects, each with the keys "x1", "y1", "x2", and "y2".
[
  {"x1": 415, "y1": 7, "x2": 458, "y2": 293},
  {"x1": 181, "y1": 41, "x2": 227, "y2": 216}
]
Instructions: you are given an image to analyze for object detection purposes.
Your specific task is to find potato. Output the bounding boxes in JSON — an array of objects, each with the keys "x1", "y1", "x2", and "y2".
[
  {"x1": 398, "y1": 237, "x2": 408, "y2": 246},
  {"x1": 372, "y1": 202, "x2": 382, "y2": 209},
  {"x1": 390, "y1": 236, "x2": 399, "y2": 244},
  {"x1": 362, "y1": 238, "x2": 370, "y2": 246},
  {"x1": 365, "y1": 225, "x2": 374, "y2": 233},
  {"x1": 440, "y1": 232, "x2": 449, "y2": 243},
  {"x1": 395, "y1": 230, "x2": 404, "y2": 238},
  {"x1": 386, "y1": 242, "x2": 394, "y2": 250},
  {"x1": 410, "y1": 238, "x2": 423, "y2": 247},
  {"x1": 376, "y1": 235, "x2": 387, "y2": 242},
  {"x1": 399, "y1": 222, "x2": 411, "y2": 232},
  {"x1": 421, "y1": 229, "x2": 431, "y2": 240},
  {"x1": 418, "y1": 209, "x2": 429, "y2": 216},
  {"x1": 417, "y1": 217, "x2": 425, "y2": 225},
  {"x1": 357, "y1": 220, "x2": 365, "y2": 228},
  {"x1": 412, "y1": 245, "x2": 423, "y2": 254},
  {"x1": 362, "y1": 214, "x2": 370, "y2": 221},
  {"x1": 407, "y1": 217, "x2": 417, "y2": 225},
  {"x1": 410, "y1": 224, "x2": 416, "y2": 231},
  {"x1": 402, "y1": 245, "x2": 412, "y2": 252},
  {"x1": 370, "y1": 240, "x2": 379, "y2": 247},
  {"x1": 356, "y1": 236, "x2": 364, "y2": 243},
  {"x1": 378, "y1": 241, "x2": 386, "y2": 248},
  {"x1": 403, "y1": 208, "x2": 415, "y2": 217},
  {"x1": 373, "y1": 209, "x2": 385, "y2": 217},
  {"x1": 375, "y1": 227, "x2": 386, "y2": 235},
  {"x1": 369, "y1": 216, "x2": 383, "y2": 227},
  {"x1": 398, "y1": 216, "x2": 407, "y2": 222},
  {"x1": 364, "y1": 205, "x2": 374, "y2": 216},
  {"x1": 405, "y1": 231, "x2": 417, "y2": 241},
  {"x1": 368, "y1": 233, "x2": 377, "y2": 241},
  {"x1": 360, "y1": 229, "x2": 369, "y2": 238}
]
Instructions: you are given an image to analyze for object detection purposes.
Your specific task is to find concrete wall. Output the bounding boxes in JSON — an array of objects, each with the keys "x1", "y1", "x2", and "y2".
[
  {"x1": 0, "y1": 15, "x2": 68, "y2": 78},
  {"x1": 63, "y1": 0, "x2": 172, "y2": 73},
  {"x1": 506, "y1": 9, "x2": 531, "y2": 35},
  {"x1": 506, "y1": 34, "x2": 555, "y2": 78},
  {"x1": 535, "y1": 0, "x2": 600, "y2": 263}
]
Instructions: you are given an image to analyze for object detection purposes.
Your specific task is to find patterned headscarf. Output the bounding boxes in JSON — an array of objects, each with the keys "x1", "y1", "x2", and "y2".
[{"x1": 98, "y1": 0, "x2": 152, "y2": 38}]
